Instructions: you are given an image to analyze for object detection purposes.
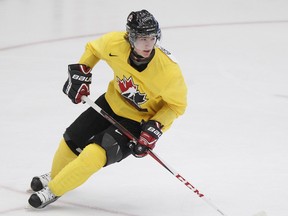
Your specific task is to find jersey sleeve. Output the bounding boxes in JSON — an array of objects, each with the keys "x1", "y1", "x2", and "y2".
[
  {"x1": 78, "y1": 33, "x2": 113, "y2": 68},
  {"x1": 151, "y1": 65, "x2": 188, "y2": 131}
]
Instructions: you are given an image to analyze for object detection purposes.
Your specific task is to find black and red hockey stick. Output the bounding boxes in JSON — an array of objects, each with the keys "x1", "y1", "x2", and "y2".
[{"x1": 81, "y1": 96, "x2": 266, "y2": 216}]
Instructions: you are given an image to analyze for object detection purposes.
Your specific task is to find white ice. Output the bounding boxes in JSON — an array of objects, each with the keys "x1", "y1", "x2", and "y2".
[{"x1": 0, "y1": 0, "x2": 288, "y2": 216}]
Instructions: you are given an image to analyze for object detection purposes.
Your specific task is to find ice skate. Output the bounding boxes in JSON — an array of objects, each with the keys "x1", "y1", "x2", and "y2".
[
  {"x1": 28, "y1": 186, "x2": 59, "y2": 208},
  {"x1": 30, "y1": 172, "x2": 51, "y2": 192}
]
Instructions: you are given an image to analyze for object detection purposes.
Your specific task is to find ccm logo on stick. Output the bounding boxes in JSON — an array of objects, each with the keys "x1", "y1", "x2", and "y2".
[{"x1": 176, "y1": 174, "x2": 204, "y2": 197}]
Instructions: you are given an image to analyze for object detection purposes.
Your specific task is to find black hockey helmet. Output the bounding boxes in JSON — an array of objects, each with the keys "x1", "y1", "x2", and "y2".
[{"x1": 126, "y1": 9, "x2": 161, "y2": 45}]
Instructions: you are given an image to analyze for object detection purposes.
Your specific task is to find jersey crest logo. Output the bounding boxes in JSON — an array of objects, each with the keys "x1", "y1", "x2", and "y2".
[{"x1": 117, "y1": 76, "x2": 148, "y2": 112}]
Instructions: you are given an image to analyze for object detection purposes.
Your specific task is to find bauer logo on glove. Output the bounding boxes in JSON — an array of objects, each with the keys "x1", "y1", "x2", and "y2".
[
  {"x1": 63, "y1": 64, "x2": 92, "y2": 104},
  {"x1": 134, "y1": 120, "x2": 163, "y2": 157},
  {"x1": 72, "y1": 74, "x2": 92, "y2": 82}
]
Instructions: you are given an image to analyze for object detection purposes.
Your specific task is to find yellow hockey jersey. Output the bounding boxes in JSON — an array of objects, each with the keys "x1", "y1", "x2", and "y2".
[{"x1": 79, "y1": 32, "x2": 187, "y2": 131}]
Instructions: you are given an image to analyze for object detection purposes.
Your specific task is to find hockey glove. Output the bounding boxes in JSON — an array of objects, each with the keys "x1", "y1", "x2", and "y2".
[
  {"x1": 134, "y1": 120, "x2": 163, "y2": 157},
  {"x1": 63, "y1": 64, "x2": 92, "y2": 104}
]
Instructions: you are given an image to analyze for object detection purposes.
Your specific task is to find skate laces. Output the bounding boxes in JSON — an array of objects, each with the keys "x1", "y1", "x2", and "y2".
[
  {"x1": 39, "y1": 173, "x2": 51, "y2": 185},
  {"x1": 37, "y1": 187, "x2": 56, "y2": 203}
]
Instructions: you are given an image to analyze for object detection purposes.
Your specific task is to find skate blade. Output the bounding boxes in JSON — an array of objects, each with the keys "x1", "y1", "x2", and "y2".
[{"x1": 26, "y1": 188, "x2": 34, "y2": 193}]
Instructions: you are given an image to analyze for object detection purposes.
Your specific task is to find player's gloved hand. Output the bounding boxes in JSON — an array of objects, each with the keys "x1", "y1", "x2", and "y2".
[
  {"x1": 133, "y1": 120, "x2": 163, "y2": 157},
  {"x1": 63, "y1": 64, "x2": 92, "y2": 104}
]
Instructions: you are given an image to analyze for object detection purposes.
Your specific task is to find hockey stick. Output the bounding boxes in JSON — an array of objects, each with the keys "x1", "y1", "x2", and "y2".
[{"x1": 81, "y1": 96, "x2": 228, "y2": 216}]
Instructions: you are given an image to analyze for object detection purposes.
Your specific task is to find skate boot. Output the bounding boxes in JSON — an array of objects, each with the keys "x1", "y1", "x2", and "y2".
[
  {"x1": 30, "y1": 173, "x2": 51, "y2": 192},
  {"x1": 28, "y1": 186, "x2": 59, "y2": 208}
]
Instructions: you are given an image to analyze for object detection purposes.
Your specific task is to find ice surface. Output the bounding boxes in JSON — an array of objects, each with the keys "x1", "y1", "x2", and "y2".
[
  {"x1": 252, "y1": 211, "x2": 268, "y2": 216},
  {"x1": 1, "y1": 0, "x2": 288, "y2": 215}
]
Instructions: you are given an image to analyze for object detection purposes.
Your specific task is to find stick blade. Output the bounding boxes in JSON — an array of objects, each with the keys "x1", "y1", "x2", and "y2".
[{"x1": 252, "y1": 211, "x2": 268, "y2": 216}]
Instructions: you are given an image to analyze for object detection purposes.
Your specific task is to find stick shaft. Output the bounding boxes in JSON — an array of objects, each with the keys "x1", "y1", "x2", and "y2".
[{"x1": 82, "y1": 96, "x2": 228, "y2": 216}]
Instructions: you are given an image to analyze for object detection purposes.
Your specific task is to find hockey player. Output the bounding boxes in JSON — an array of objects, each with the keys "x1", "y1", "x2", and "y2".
[{"x1": 28, "y1": 9, "x2": 187, "y2": 208}]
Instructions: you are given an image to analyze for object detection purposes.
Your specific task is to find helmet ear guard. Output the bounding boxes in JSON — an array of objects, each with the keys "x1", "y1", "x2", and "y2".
[{"x1": 126, "y1": 9, "x2": 161, "y2": 46}]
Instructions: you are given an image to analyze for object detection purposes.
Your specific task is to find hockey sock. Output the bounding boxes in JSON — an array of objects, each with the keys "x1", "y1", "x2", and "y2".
[
  {"x1": 48, "y1": 144, "x2": 107, "y2": 196},
  {"x1": 50, "y1": 138, "x2": 78, "y2": 179}
]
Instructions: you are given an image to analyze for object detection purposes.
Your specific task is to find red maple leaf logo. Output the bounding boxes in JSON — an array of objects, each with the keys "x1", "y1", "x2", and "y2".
[
  {"x1": 117, "y1": 76, "x2": 137, "y2": 97},
  {"x1": 117, "y1": 76, "x2": 148, "y2": 112}
]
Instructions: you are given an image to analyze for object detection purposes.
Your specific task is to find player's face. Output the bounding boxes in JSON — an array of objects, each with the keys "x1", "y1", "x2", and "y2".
[{"x1": 134, "y1": 35, "x2": 157, "y2": 58}]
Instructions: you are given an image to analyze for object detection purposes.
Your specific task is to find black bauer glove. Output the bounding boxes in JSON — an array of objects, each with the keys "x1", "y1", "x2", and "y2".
[
  {"x1": 63, "y1": 64, "x2": 92, "y2": 104},
  {"x1": 134, "y1": 120, "x2": 163, "y2": 157}
]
